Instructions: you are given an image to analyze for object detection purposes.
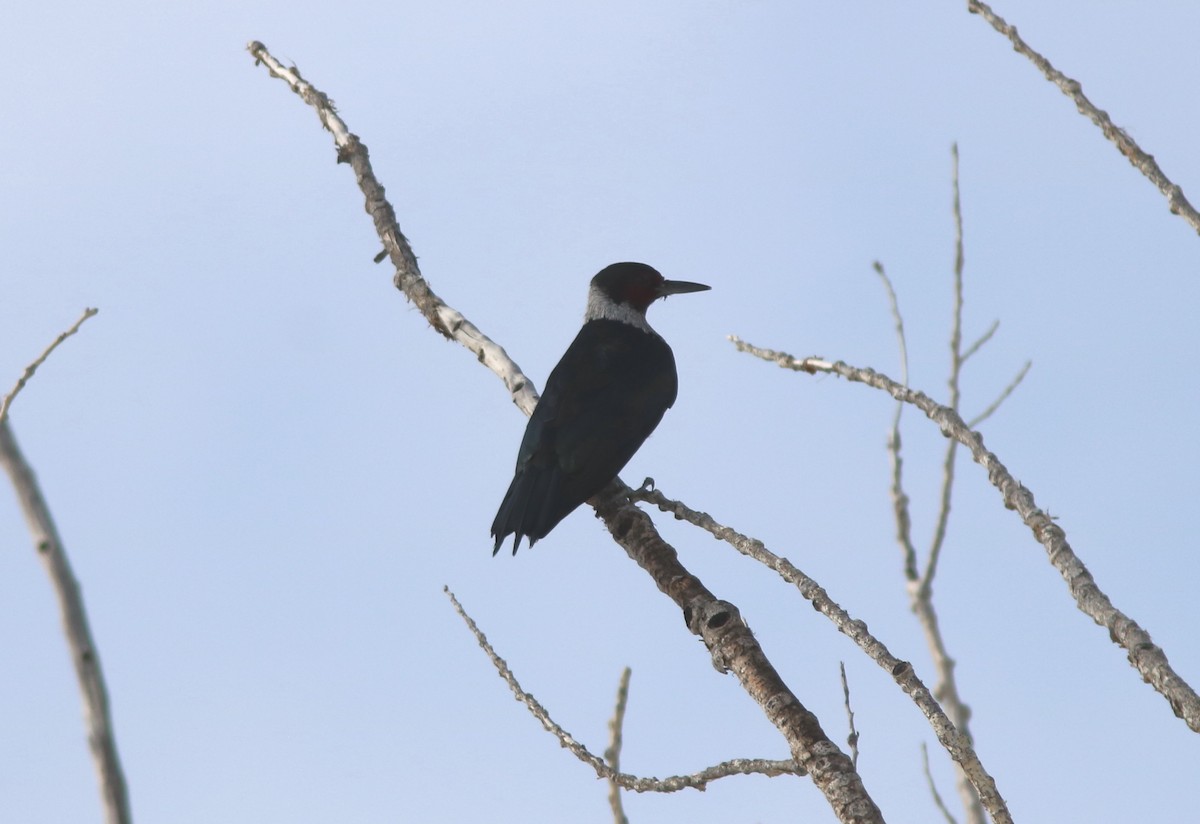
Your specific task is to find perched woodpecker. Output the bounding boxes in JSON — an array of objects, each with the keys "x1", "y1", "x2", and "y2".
[{"x1": 491, "y1": 262, "x2": 710, "y2": 555}]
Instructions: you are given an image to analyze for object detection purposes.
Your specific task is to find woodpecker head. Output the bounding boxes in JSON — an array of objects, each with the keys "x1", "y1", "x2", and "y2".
[{"x1": 584, "y1": 262, "x2": 710, "y2": 330}]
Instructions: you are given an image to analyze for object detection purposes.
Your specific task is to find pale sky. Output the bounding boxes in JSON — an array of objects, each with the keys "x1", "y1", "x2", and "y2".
[{"x1": 3, "y1": 2, "x2": 1198, "y2": 822}]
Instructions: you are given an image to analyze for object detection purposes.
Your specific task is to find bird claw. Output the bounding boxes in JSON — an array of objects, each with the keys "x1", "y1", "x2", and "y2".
[{"x1": 628, "y1": 477, "x2": 656, "y2": 501}]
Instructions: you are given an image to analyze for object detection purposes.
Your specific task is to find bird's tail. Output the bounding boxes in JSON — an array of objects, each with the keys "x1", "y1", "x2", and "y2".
[{"x1": 490, "y1": 465, "x2": 567, "y2": 555}]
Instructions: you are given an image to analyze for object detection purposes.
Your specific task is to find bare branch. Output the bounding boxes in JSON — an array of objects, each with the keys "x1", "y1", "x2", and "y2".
[
  {"x1": 728, "y1": 336, "x2": 1200, "y2": 732},
  {"x1": 605, "y1": 668, "x2": 632, "y2": 824},
  {"x1": 246, "y1": 41, "x2": 538, "y2": 416},
  {"x1": 909, "y1": 147, "x2": 986, "y2": 824},
  {"x1": 967, "y1": 0, "x2": 1200, "y2": 236},
  {"x1": 922, "y1": 742, "x2": 959, "y2": 824},
  {"x1": 908, "y1": 588, "x2": 978, "y2": 824},
  {"x1": 872, "y1": 261, "x2": 909, "y2": 389},
  {"x1": 0, "y1": 307, "x2": 128, "y2": 824},
  {"x1": 1, "y1": 431, "x2": 131, "y2": 824},
  {"x1": 632, "y1": 484, "x2": 1012, "y2": 824},
  {"x1": 444, "y1": 587, "x2": 801, "y2": 793},
  {"x1": 839, "y1": 663, "x2": 860, "y2": 769},
  {"x1": 592, "y1": 480, "x2": 881, "y2": 822},
  {"x1": 0, "y1": 308, "x2": 98, "y2": 424},
  {"x1": 887, "y1": 426, "x2": 919, "y2": 583},
  {"x1": 924, "y1": 437, "x2": 958, "y2": 590},
  {"x1": 960, "y1": 319, "x2": 999, "y2": 364},
  {"x1": 872, "y1": 262, "x2": 919, "y2": 582},
  {"x1": 967, "y1": 360, "x2": 1032, "y2": 429},
  {"x1": 949, "y1": 142, "x2": 965, "y2": 414},
  {"x1": 916, "y1": 151, "x2": 999, "y2": 824},
  {"x1": 925, "y1": 144, "x2": 966, "y2": 599}
]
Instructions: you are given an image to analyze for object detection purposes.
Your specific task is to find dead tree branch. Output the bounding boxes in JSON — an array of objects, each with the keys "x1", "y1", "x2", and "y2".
[
  {"x1": 590, "y1": 480, "x2": 880, "y2": 821},
  {"x1": 907, "y1": 145, "x2": 986, "y2": 824},
  {"x1": 967, "y1": 0, "x2": 1200, "y2": 236},
  {"x1": 839, "y1": 663, "x2": 860, "y2": 770},
  {"x1": 0, "y1": 308, "x2": 98, "y2": 424},
  {"x1": 633, "y1": 485, "x2": 1012, "y2": 824},
  {"x1": 246, "y1": 42, "x2": 538, "y2": 416},
  {"x1": 605, "y1": 668, "x2": 633, "y2": 824},
  {"x1": 446, "y1": 587, "x2": 800, "y2": 792},
  {"x1": 0, "y1": 310, "x2": 130, "y2": 824},
  {"x1": 729, "y1": 337, "x2": 1200, "y2": 732},
  {"x1": 922, "y1": 742, "x2": 959, "y2": 824}
]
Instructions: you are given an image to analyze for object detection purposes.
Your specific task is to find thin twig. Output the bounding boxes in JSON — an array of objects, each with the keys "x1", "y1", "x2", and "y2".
[
  {"x1": 922, "y1": 742, "x2": 959, "y2": 824},
  {"x1": 631, "y1": 484, "x2": 1012, "y2": 824},
  {"x1": 872, "y1": 261, "x2": 909, "y2": 390},
  {"x1": 0, "y1": 308, "x2": 98, "y2": 424},
  {"x1": 947, "y1": 141, "x2": 965, "y2": 415},
  {"x1": 924, "y1": 144, "x2": 965, "y2": 598},
  {"x1": 960, "y1": 319, "x2": 999, "y2": 364},
  {"x1": 922, "y1": 414, "x2": 958, "y2": 589},
  {"x1": 0, "y1": 310, "x2": 130, "y2": 824},
  {"x1": 445, "y1": 587, "x2": 800, "y2": 792},
  {"x1": 872, "y1": 262, "x2": 918, "y2": 582},
  {"x1": 967, "y1": 0, "x2": 1200, "y2": 236},
  {"x1": 839, "y1": 663, "x2": 860, "y2": 769},
  {"x1": 728, "y1": 336, "x2": 1200, "y2": 732},
  {"x1": 967, "y1": 360, "x2": 1032, "y2": 429},
  {"x1": 605, "y1": 668, "x2": 632, "y2": 824}
]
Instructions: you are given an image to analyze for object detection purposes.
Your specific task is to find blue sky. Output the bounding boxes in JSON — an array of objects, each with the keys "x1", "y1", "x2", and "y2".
[{"x1": 2, "y1": 2, "x2": 1198, "y2": 822}]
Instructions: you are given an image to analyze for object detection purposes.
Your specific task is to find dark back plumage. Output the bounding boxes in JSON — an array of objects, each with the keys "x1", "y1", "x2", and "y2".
[{"x1": 491, "y1": 320, "x2": 677, "y2": 554}]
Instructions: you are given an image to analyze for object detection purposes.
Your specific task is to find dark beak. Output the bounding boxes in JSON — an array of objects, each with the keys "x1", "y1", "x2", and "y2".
[{"x1": 658, "y1": 279, "x2": 711, "y2": 297}]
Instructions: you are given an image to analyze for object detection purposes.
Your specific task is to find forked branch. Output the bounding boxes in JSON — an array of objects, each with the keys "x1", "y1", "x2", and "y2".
[
  {"x1": 730, "y1": 337, "x2": 1200, "y2": 732},
  {"x1": 0, "y1": 310, "x2": 130, "y2": 824},
  {"x1": 633, "y1": 484, "x2": 1012, "y2": 824},
  {"x1": 446, "y1": 587, "x2": 800, "y2": 793}
]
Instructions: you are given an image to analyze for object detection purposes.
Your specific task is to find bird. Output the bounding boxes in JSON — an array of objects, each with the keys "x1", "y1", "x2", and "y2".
[{"x1": 491, "y1": 261, "x2": 710, "y2": 555}]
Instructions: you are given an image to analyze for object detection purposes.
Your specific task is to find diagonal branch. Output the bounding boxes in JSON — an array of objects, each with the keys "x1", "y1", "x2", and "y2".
[
  {"x1": 967, "y1": 360, "x2": 1031, "y2": 429},
  {"x1": 0, "y1": 310, "x2": 130, "y2": 824},
  {"x1": 967, "y1": 0, "x2": 1200, "y2": 237},
  {"x1": 246, "y1": 42, "x2": 538, "y2": 417},
  {"x1": 960, "y1": 320, "x2": 999, "y2": 365},
  {"x1": 729, "y1": 336, "x2": 1200, "y2": 733},
  {"x1": 445, "y1": 587, "x2": 800, "y2": 792},
  {"x1": 922, "y1": 742, "x2": 959, "y2": 824},
  {"x1": 871, "y1": 261, "x2": 909, "y2": 390},
  {"x1": 632, "y1": 484, "x2": 1012, "y2": 824},
  {"x1": 590, "y1": 480, "x2": 881, "y2": 821},
  {"x1": 0, "y1": 308, "x2": 98, "y2": 424}
]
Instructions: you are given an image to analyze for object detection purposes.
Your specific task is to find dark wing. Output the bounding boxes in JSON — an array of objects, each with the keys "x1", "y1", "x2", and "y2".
[{"x1": 491, "y1": 320, "x2": 677, "y2": 553}]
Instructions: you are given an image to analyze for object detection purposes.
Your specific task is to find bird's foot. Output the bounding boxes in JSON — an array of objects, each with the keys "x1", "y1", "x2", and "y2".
[{"x1": 628, "y1": 477, "x2": 656, "y2": 501}]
